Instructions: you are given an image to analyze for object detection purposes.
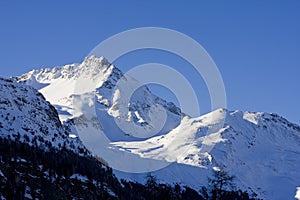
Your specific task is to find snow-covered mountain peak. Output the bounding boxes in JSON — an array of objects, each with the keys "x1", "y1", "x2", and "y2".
[
  {"x1": 18, "y1": 56, "x2": 182, "y2": 136},
  {"x1": 82, "y1": 55, "x2": 110, "y2": 69},
  {"x1": 18, "y1": 55, "x2": 114, "y2": 83}
]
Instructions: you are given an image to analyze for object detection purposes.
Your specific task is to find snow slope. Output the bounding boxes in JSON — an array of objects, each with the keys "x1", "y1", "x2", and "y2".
[
  {"x1": 18, "y1": 56, "x2": 300, "y2": 200},
  {"x1": 0, "y1": 77, "x2": 86, "y2": 154},
  {"x1": 112, "y1": 109, "x2": 300, "y2": 199}
]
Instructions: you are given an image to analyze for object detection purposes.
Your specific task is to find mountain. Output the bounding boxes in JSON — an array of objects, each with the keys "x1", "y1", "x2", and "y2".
[{"x1": 17, "y1": 56, "x2": 300, "y2": 200}]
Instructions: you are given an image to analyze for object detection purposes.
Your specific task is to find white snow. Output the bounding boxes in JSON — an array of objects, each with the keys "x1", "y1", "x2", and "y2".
[
  {"x1": 24, "y1": 186, "x2": 33, "y2": 199},
  {"x1": 0, "y1": 195, "x2": 6, "y2": 200},
  {"x1": 106, "y1": 188, "x2": 117, "y2": 197},
  {"x1": 69, "y1": 134, "x2": 77, "y2": 138},
  {"x1": 243, "y1": 111, "x2": 261, "y2": 125},
  {"x1": 16, "y1": 158, "x2": 27, "y2": 163},
  {"x1": 212, "y1": 166, "x2": 221, "y2": 171},
  {"x1": 295, "y1": 187, "x2": 300, "y2": 200},
  {"x1": 70, "y1": 174, "x2": 89, "y2": 182}
]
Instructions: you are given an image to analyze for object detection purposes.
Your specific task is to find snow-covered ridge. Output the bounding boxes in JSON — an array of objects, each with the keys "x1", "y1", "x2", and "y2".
[
  {"x1": 113, "y1": 108, "x2": 300, "y2": 199},
  {"x1": 0, "y1": 77, "x2": 86, "y2": 154},
  {"x1": 18, "y1": 56, "x2": 111, "y2": 82}
]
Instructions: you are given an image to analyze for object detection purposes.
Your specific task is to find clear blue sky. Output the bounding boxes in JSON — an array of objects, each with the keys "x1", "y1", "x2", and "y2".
[{"x1": 0, "y1": 1, "x2": 299, "y2": 124}]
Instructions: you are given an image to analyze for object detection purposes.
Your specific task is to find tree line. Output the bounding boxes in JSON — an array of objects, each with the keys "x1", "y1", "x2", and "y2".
[{"x1": 0, "y1": 137, "x2": 259, "y2": 200}]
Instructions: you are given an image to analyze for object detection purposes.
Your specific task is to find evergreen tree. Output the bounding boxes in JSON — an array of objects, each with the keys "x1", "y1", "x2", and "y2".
[{"x1": 208, "y1": 167, "x2": 234, "y2": 200}]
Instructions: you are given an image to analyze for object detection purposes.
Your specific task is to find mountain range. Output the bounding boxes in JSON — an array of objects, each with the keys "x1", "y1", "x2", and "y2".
[{"x1": 0, "y1": 56, "x2": 299, "y2": 199}]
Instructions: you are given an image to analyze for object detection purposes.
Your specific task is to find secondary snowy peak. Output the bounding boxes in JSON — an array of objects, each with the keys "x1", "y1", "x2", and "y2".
[
  {"x1": 113, "y1": 109, "x2": 300, "y2": 199},
  {"x1": 115, "y1": 108, "x2": 300, "y2": 166}
]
